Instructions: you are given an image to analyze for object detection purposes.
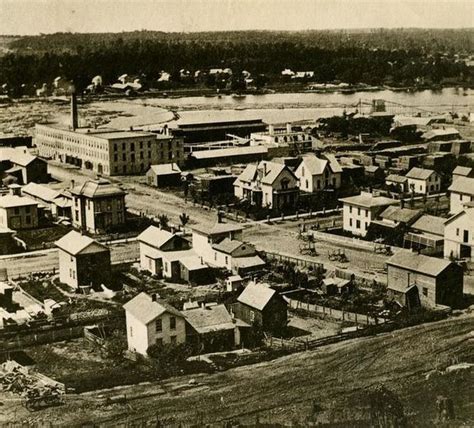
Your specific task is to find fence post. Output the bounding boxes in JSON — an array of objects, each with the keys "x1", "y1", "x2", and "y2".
[{"x1": 355, "y1": 313, "x2": 358, "y2": 324}]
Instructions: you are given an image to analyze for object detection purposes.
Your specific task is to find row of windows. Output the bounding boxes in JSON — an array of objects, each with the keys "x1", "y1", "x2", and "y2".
[
  {"x1": 156, "y1": 317, "x2": 176, "y2": 332},
  {"x1": 114, "y1": 141, "x2": 153, "y2": 151},
  {"x1": 349, "y1": 206, "x2": 369, "y2": 217},
  {"x1": 349, "y1": 218, "x2": 368, "y2": 230}
]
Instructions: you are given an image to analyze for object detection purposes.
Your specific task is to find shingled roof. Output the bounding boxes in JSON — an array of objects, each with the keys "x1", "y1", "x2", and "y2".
[
  {"x1": 123, "y1": 292, "x2": 183, "y2": 325},
  {"x1": 386, "y1": 251, "x2": 452, "y2": 277},
  {"x1": 237, "y1": 282, "x2": 282, "y2": 311}
]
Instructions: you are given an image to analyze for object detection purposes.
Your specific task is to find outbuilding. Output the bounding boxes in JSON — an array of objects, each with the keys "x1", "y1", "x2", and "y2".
[{"x1": 146, "y1": 163, "x2": 182, "y2": 187}]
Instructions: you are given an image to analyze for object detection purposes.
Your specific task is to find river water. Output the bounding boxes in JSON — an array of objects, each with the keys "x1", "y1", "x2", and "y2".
[{"x1": 86, "y1": 87, "x2": 473, "y2": 129}]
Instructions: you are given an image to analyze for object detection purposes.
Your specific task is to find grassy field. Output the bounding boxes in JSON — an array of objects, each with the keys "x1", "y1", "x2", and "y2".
[{"x1": 3, "y1": 313, "x2": 472, "y2": 426}]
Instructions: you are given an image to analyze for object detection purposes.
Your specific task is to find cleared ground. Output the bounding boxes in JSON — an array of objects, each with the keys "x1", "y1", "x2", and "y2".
[{"x1": 1, "y1": 314, "x2": 472, "y2": 426}]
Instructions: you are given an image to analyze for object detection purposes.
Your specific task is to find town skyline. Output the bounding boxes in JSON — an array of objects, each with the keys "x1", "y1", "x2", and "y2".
[{"x1": 0, "y1": 0, "x2": 472, "y2": 35}]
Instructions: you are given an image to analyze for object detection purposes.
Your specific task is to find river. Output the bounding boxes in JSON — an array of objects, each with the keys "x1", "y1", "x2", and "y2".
[{"x1": 75, "y1": 87, "x2": 473, "y2": 129}]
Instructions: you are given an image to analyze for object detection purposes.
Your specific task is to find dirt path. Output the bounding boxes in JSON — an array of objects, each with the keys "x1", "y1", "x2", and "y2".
[{"x1": 4, "y1": 314, "x2": 473, "y2": 426}]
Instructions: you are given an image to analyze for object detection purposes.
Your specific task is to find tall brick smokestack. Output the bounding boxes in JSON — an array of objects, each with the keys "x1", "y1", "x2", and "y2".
[{"x1": 70, "y1": 84, "x2": 78, "y2": 130}]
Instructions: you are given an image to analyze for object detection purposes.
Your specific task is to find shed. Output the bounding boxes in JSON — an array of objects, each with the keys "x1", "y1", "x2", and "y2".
[{"x1": 146, "y1": 163, "x2": 182, "y2": 187}]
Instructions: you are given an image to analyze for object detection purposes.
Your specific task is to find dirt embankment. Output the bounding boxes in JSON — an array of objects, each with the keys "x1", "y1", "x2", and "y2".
[{"x1": 8, "y1": 314, "x2": 473, "y2": 426}]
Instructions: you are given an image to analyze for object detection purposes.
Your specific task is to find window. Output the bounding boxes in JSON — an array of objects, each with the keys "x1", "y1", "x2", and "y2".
[
  {"x1": 25, "y1": 215, "x2": 31, "y2": 224},
  {"x1": 122, "y1": 153, "x2": 126, "y2": 161},
  {"x1": 155, "y1": 319, "x2": 162, "y2": 332},
  {"x1": 114, "y1": 143, "x2": 118, "y2": 152},
  {"x1": 140, "y1": 141, "x2": 143, "y2": 149},
  {"x1": 302, "y1": 166, "x2": 305, "y2": 175},
  {"x1": 130, "y1": 143, "x2": 135, "y2": 152},
  {"x1": 422, "y1": 287, "x2": 428, "y2": 297},
  {"x1": 456, "y1": 228, "x2": 460, "y2": 236},
  {"x1": 281, "y1": 179, "x2": 289, "y2": 190},
  {"x1": 25, "y1": 206, "x2": 31, "y2": 214},
  {"x1": 170, "y1": 317, "x2": 176, "y2": 330},
  {"x1": 75, "y1": 210, "x2": 79, "y2": 221},
  {"x1": 131, "y1": 153, "x2": 135, "y2": 162},
  {"x1": 140, "y1": 151, "x2": 144, "y2": 159},
  {"x1": 356, "y1": 220, "x2": 360, "y2": 229},
  {"x1": 305, "y1": 179, "x2": 309, "y2": 188},
  {"x1": 225, "y1": 256, "x2": 228, "y2": 264},
  {"x1": 114, "y1": 154, "x2": 118, "y2": 162},
  {"x1": 14, "y1": 208, "x2": 20, "y2": 215},
  {"x1": 357, "y1": 208, "x2": 360, "y2": 216},
  {"x1": 168, "y1": 152, "x2": 172, "y2": 160},
  {"x1": 349, "y1": 206, "x2": 352, "y2": 214},
  {"x1": 148, "y1": 141, "x2": 152, "y2": 148},
  {"x1": 349, "y1": 218, "x2": 353, "y2": 227}
]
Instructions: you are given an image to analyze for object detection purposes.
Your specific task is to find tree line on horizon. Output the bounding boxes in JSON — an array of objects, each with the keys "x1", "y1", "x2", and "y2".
[{"x1": 0, "y1": 29, "x2": 472, "y2": 95}]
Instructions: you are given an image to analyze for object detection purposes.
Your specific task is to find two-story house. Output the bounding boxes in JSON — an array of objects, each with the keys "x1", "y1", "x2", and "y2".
[
  {"x1": 294, "y1": 153, "x2": 342, "y2": 193},
  {"x1": 137, "y1": 226, "x2": 210, "y2": 284},
  {"x1": 386, "y1": 251, "x2": 463, "y2": 309},
  {"x1": 444, "y1": 205, "x2": 474, "y2": 260},
  {"x1": 124, "y1": 292, "x2": 186, "y2": 355},
  {"x1": 448, "y1": 176, "x2": 474, "y2": 214},
  {"x1": 71, "y1": 178, "x2": 126, "y2": 234},
  {"x1": 55, "y1": 230, "x2": 111, "y2": 289},
  {"x1": 234, "y1": 160, "x2": 298, "y2": 209},
  {"x1": 0, "y1": 186, "x2": 39, "y2": 230},
  {"x1": 339, "y1": 191, "x2": 397, "y2": 237},
  {"x1": 405, "y1": 167, "x2": 441, "y2": 195},
  {"x1": 212, "y1": 238, "x2": 266, "y2": 275},
  {"x1": 191, "y1": 222, "x2": 244, "y2": 266}
]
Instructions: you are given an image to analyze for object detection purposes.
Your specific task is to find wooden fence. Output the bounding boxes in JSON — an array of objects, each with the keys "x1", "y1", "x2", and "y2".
[
  {"x1": 261, "y1": 251, "x2": 324, "y2": 271},
  {"x1": 287, "y1": 298, "x2": 386, "y2": 325}
]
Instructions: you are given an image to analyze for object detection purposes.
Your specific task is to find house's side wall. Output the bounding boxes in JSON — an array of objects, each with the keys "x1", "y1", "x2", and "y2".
[
  {"x1": 192, "y1": 231, "x2": 215, "y2": 265},
  {"x1": 449, "y1": 191, "x2": 472, "y2": 215},
  {"x1": 444, "y1": 211, "x2": 474, "y2": 260},
  {"x1": 58, "y1": 250, "x2": 78, "y2": 288},
  {"x1": 342, "y1": 203, "x2": 373, "y2": 237},
  {"x1": 387, "y1": 265, "x2": 437, "y2": 307},
  {"x1": 125, "y1": 312, "x2": 150, "y2": 355},
  {"x1": 139, "y1": 242, "x2": 162, "y2": 275},
  {"x1": 262, "y1": 297, "x2": 288, "y2": 333},
  {"x1": 146, "y1": 312, "x2": 186, "y2": 348}
]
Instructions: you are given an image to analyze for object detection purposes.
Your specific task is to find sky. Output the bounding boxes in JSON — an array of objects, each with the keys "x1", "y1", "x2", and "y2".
[{"x1": 0, "y1": 0, "x2": 472, "y2": 35}]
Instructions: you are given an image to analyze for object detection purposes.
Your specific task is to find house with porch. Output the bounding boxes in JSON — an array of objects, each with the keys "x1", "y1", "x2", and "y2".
[
  {"x1": 294, "y1": 153, "x2": 342, "y2": 193},
  {"x1": 137, "y1": 226, "x2": 211, "y2": 284},
  {"x1": 234, "y1": 160, "x2": 298, "y2": 210}
]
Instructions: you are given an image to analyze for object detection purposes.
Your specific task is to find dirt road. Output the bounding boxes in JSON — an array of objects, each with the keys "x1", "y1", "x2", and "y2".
[{"x1": 4, "y1": 314, "x2": 473, "y2": 426}]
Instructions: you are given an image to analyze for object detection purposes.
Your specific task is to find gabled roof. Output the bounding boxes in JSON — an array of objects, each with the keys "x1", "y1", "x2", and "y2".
[
  {"x1": 137, "y1": 226, "x2": 175, "y2": 249},
  {"x1": 386, "y1": 251, "x2": 453, "y2": 277},
  {"x1": 55, "y1": 230, "x2": 107, "y2": 256},
  {"x1": 386, "y1": 174, "x2": 407, "y2": 184},
  {"x1": 148, "y1": 163, "x2": 181, "y2": 175},
  {"x1": 123, "y1": 292, "x2": 183, "y2": 325},
  {"x1": 299, "y1": 154, "x2": 327, "y2": 176},
  {"x1": 71, "y1": 178, "x2": 125, "y2": 198},
  {"x1": 237, "y1": 164, "x2": 258, "y2": 183},
  {"x1": 410, "y1": 214, "x2": 446, "y2": 236},
  {"x1": 180, "y1": 255, "x2": 207, "y2": 271},
  {"x1": 323, "y1": 154, "x2": 343, "y2": 174},
  {"x1": 212, "y1": 238, "x2": 245, "y2": 254},
  {"x1": 0, "y1": 194, "x2": 38, "y2": 208},
  {"x1": 448, "y1": 176, "x2": 474, "y2": 196},
  {"x1": 192, "y1": 222, "x2": 243, "y2": 236},
  {"x1": 339, "y1": 193, "x2": 397, "y2": 209},
  {"x1": 233, "y1": 255, "x2": 266, "y2": 270},
  {"x1": 453, "y1": 166, "x2": 473, "y2": 177},
  {"x1": 406, "y1": 167, "x2": 436, "y2": 180},
  {"x1": 22, "y1": 183, "x2": 60, "y2": 203},
  {"x1": 422, "y1": 128, "x2": 460, "y2": 140},
  {"x1": 259, "y1": 161, "x2": 296, "y2": 185},
  {"x1": 379, "y1": 206, "x2": 422, "y2": 224},
  {"x1": 237, "y1": 282, "x2": 281, "y2": 311},
  {"x1": 183, "y1": 304, "x2": 235, "y2": 334}
]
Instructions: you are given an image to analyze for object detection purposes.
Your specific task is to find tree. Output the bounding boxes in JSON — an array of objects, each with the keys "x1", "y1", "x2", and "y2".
[
  {"x1": 179, "y1": 212, "x2": 190, "y2": 231},
  {"x1": 158, "y1": 214, "x2": 170, "y2": 230}
]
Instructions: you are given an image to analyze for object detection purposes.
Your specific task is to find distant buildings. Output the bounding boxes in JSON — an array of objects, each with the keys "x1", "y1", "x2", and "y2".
[
  {"x1": 405, "y1": 167, "x2": 441, "y2": 195},
  {"x1": 71, "y1": 178, "x2": 126, "y2": 234},
  {"x1": 146, "y1": 163, "x2": 182, "y2": 187},
  {"x1": 35, "y1": 124, "x2": 184, "y2": 176},
  {"x1": 339, "y1": 191, "x2": 397, "y2": 237},
  {"x1": 55, "y1": 230, "x2": 111, "y2": 289},
  {"x1": 0, "y1": 186, "x2": 39, "y2": 230},
  {"x1": 124, "y1": 292, "x2": 186, "y2": 355},
  {"x1": 234, "y1": 160, "x2": 299, "y2": 209},
  {"x1": 422, "y1": 127, "x2": 461, "y2": 142},
  {"x1": 386, "y1": 252, "x2": 463, "y2": 309},
  {"x1": 385, "y1": 174, "x2": 408, "y2": 193},
  {"x1": 294, "y1": 153, "x2": 342, "y2": 193},
  {"x1": 21, "y1": 183, "x2": 72, "y2": 220},
  {"x1": 250, "y1": 123, "x2": 315, "y2": 154}
]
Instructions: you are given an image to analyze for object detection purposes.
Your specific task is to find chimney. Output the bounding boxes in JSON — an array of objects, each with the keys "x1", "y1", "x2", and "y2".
[
  {"x1": 8, "y1": 185, "x2": 21, "y2": 196},
  {"x1": 286, "y1": 123, "x2": 292, "y2": 133},
  {"x1": 70, "y1": 89, "x2": 78, "y2": 130},
  {"x1": 70, "y1": 179, "x2": 75, "y2": 189},
  {"x1": 151, "y1": 293, "x2": 157, "y2": 302}
]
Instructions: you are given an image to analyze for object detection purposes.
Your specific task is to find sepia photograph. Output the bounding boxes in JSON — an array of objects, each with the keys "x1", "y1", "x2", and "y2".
[{"x1": 0, "y1": 0, "x2": 472, "y2": 425}]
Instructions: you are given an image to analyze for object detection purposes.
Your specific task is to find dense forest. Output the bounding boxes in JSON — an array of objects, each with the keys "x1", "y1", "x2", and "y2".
[{"x1": 0, "y1": 29, "x2": 472, "y2": 95}]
